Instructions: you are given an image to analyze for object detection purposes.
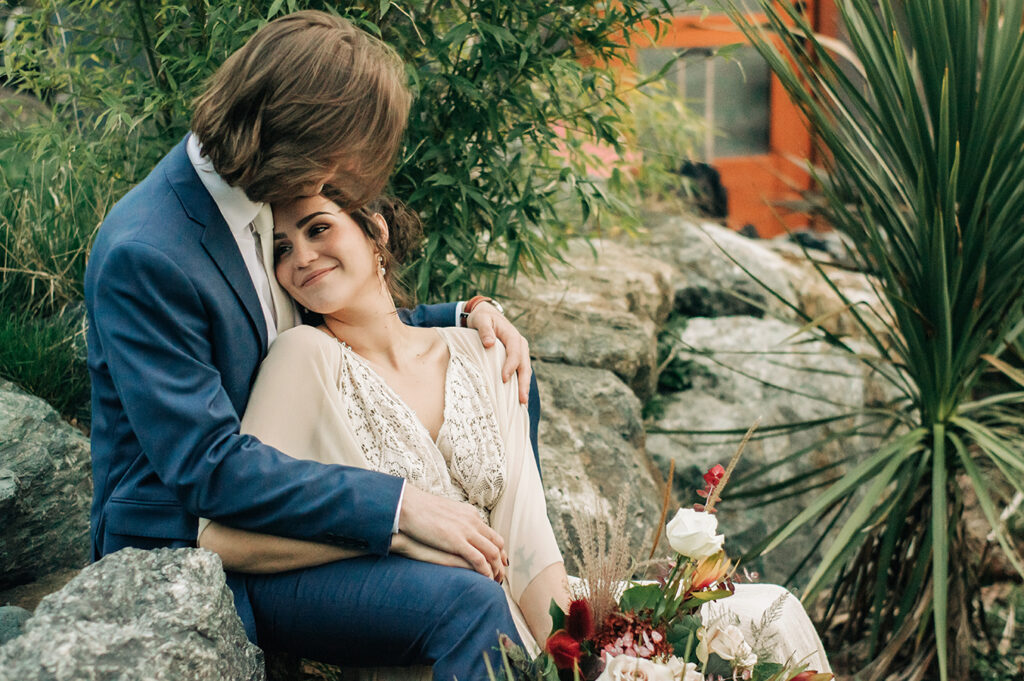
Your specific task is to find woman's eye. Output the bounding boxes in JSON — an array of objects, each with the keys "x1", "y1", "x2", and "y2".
[
  {"x1": 274, "y1": 243, "x2": 292, "y2": 259},
  {"x1": 308, "y1": 223, "x2": 329, "y2": 237}
]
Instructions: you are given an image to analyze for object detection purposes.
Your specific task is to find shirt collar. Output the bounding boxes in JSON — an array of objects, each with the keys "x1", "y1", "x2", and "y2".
[{"x1": 186, "y1": 133, "x2": 262, "y2": 236}]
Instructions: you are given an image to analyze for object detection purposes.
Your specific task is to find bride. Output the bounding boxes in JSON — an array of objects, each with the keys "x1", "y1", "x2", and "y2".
[
  {"x1": 196, "y1": 189, "x2": 570, "y2": 674},
  {"x1": 195, "y1": 188, "x2": 832, "y2": 678}
]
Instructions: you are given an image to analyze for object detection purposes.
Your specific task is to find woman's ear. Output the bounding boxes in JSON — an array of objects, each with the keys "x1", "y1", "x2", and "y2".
[{"x1": 372, "y1": 212, "x2": 389, "y2": 246}]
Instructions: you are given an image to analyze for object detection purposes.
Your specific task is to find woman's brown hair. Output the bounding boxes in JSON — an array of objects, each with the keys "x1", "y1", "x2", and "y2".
[
  {"x1": 192, "y1": 10, "x2": 411, "y2": 207},
  {"x1": 348, "y1": 194, "x2": 423, "y2": 310}
]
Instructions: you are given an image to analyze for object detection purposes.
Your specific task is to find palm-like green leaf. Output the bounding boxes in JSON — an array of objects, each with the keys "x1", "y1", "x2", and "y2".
[{"x1": 718, "y1": 1, "x2": 1024, "y2": 677}]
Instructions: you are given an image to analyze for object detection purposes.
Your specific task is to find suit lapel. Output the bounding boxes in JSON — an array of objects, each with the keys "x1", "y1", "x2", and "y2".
[{"x1": 163, "y1": 139, "x2": 269, "y2": 355}]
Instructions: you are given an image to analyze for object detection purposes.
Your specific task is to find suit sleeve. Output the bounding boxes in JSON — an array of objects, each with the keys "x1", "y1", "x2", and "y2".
[
  {"x1": 91, "y1": 240, "x2": 402, "y2": 554},
  {"x1": 398, "y1": 302, "x2": 459, "y2": 327}
]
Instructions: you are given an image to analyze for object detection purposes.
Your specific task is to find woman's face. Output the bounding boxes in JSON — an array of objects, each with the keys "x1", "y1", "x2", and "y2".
[{"x1": 272, "y1": 194, "x2": 382, "y2": 316}]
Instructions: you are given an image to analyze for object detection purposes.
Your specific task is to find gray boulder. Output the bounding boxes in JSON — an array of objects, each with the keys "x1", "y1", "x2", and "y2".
[
  {"x1": 764, "y1": 239, "x2": 889, "y2": 340},
  {"x1": 536, "y1": 361, "x2": 668, "y2": 574},
  {"x1": 646, "y1": 316, "x2": 883, "y2": 583},
  {"x1": 0, "y1": 380, "x2": 92, "y2": 590},
  {"x1": 0, "y1": 607, "x2": 31, "y2": 646},
  {"x1": 502, "y1": 238, "x2": 676, "y2": 401},
  {"x1": 644, "y1": 214, "x2": 800, "y2": 319},
  {"x1": 0, "y1": 548, "x2": 264, "y2": 681}
]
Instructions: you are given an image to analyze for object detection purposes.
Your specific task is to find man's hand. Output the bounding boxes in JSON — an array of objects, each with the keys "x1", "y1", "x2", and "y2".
[
  {"x1": 467, "y1": 302, "x2": 532, "y2": 404},
  {"x1": 398, "y1": 485, "x2": 507, "y2": 582}
]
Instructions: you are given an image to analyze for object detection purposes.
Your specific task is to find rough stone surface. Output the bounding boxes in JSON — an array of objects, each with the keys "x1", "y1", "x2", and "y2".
[
  {"x1": 770, "y1": 229, "x2": 861, "y2": 271},
  {"x1": 0, "y1": 607, "x2": 30, "y2": 646},
  {"x1": 0, "y1": 380, "x2": 92, "y2": 590},
  {"x1": 0, "y1": 548, "x2": 264, "y2": 681},
  {"x1": 502, "y1": 238, "x2": 677, "y2": 400},
  {"x1": 646, "y1": 316, "x2": 886, "y2": 584},
  {"x1": 765, "y1": 240, "x2": 891, "y2": 340},
  {"x1": 643, "y1": 214, "x2": 800, "y2": 319},
  {"x1": 536, "y1": 361, "x2": 668, "y2": 574}
]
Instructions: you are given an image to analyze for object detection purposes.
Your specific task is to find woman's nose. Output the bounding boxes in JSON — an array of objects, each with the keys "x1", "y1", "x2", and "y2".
[{"x1": 292, "y1": 239, "x2": 317, "y2": 266}]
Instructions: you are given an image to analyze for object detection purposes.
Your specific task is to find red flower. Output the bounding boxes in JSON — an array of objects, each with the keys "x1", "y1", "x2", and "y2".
[
  {"x1": 704, "y1": 464, "x2": 725, "y2": 486},
  {"x1": 545, "y1": 630, "x2": 582, "y2": 670},
  {"x1": 697, "y1": 464, "x2": 726, "y2": 499},
  {"x1": 566, "y1": 599, "x2": 594, "y2": 640}
]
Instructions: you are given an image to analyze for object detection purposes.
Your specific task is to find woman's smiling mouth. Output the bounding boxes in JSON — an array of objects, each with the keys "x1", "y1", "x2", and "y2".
[{"x1": 301, "y1": 266, "x2": 337, "y2": 287}]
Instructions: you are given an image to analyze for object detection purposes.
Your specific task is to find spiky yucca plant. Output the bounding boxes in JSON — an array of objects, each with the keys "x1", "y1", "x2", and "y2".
[{"x1": 719, "y1": 1, "x2": 1024, "y2": 679}]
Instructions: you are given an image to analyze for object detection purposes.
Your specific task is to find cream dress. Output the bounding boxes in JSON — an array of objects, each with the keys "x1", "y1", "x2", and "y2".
[
  {"x1": 230, "y1": 324, "x2": 563, "y2": 675},
  {"x1": 206, "y1": 324, "x2": 830, "y2": 677}
]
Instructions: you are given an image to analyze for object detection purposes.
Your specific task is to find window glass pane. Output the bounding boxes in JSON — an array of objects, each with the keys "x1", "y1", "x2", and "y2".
[{"x1": 637, "y1": 45, "x2": 771, "y2": 158}]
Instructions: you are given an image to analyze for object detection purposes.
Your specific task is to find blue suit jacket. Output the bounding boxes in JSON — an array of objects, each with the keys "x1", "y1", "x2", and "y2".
[{"x1": 84, "y1": 138, "x2": 457, "y2": 638}]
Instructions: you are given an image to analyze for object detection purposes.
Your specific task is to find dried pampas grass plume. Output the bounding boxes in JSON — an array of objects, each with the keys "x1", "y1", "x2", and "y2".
[{"x1": 568, "y1": 489, "x2": 635, "y2": 628}]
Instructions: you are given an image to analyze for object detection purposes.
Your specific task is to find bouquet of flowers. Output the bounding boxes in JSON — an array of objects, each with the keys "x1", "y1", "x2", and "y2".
[{"x1": 490, "y1": 431, "x2": 834, "y2": 681}]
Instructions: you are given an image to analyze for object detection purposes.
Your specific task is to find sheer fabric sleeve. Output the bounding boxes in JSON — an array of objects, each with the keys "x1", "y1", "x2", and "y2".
[{"x1": 443, "y1": 328, "x2": 563, "y2": 604}]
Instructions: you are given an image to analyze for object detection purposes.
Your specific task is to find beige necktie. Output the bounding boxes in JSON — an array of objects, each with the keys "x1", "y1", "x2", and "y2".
[{"x1": 252, "y1": 204, "x2": 298, "y2": 337}]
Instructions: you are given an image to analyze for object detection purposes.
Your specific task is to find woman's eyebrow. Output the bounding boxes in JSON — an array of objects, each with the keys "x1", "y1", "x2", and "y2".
[{"x1": 296, "y1": 211, "x2": 330, "y2": 229}]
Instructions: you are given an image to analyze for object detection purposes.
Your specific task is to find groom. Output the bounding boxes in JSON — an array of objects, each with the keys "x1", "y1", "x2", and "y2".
[{"x1": 85, "y1": 10, "x2": 538, "y2": 680}]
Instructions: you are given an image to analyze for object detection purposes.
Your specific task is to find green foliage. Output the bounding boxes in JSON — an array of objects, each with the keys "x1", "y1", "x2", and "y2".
[
  {"x1": 0, "y1": 305, "x2": 90, "y2": 423},
  {"x1": 623, "y1": 81, "x2": 705, "y2": 206},
  {"x1": 381, "y1": 0, "x2": 680, "y2": 298},
  {"x1": 719, "y1": 0, "x2": 1024, "y2": 679},
  {"x1": 0, "y1": 0, "x2": 688, "y2": 414}
]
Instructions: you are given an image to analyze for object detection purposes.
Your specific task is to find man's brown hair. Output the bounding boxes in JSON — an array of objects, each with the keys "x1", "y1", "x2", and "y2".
[{"x1": 192, "y1": 10, "x2": 411, "y2": 207}]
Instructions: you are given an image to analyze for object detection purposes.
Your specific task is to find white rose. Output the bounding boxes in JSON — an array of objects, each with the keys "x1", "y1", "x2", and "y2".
[
  {"x1": 665, "y1": 509, "x2": 725, "y2": 560},
  {"x1": 666, "y1": 657, "x2": 704, "y2": 681},
  {"x1": 597, "y1": 655, "x2": 696, "y2": 681},
  {"x1": 696, "y1": 624, "x2": 757, "y2": 671}
]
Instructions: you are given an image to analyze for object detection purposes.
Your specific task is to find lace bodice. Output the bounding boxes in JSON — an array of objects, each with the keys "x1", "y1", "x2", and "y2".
[{"x1": 336, "y1": 336, "x2": 507, "y2": 523}]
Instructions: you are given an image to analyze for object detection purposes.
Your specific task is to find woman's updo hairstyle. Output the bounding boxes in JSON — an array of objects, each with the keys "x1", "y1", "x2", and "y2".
[{"x1": 321, "y1": 186, "x2": 423, "y2": 310}]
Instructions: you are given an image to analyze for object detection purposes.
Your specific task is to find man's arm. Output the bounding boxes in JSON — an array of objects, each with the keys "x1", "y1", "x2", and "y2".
[
  {"x1": 92, "y1": 240, "x2": 402, "y2": 553},
  {"x1": 198, "y1": 521, "x2": 478, "y2": 576},
  {"x1": 398, "y1": 302, "x2": 458, "y2": 327}
]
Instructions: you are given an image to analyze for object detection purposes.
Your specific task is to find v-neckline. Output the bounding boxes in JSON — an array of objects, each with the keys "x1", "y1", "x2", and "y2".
[{"x1": 332, "y1": 327, "x2": 454, "y2": 446}]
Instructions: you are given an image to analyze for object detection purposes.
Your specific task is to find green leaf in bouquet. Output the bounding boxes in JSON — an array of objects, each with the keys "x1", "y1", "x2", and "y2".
[
  {"x1": 751, "y1": 661, "x2": 785, "y2": 681},
  {"x1": 704, "y1": 653, "x2": 733, "y2": 678},
  {"x1": 618, "y1": 584, "x2": 663, "y2": 613},
  {"x1": 539, "y1": 655, "x2": 560, "y2": 681},
  {"x1": 548, "y1": 599, "x2": 566, "y2": 633},
  {"x1": 666, "y1": 615, "x2": 702, "y2": 660},
  {"x1": 677, "y1": 588, "x2": 732, "y2": 612},
  {"x1": 689, "y1": 589, "x2": 732, "y2": 602}
]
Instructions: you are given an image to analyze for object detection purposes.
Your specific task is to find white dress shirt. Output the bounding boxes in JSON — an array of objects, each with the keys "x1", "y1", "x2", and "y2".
[{"x1": 186, "y1": 134, "x2": 280, "y2": 343}]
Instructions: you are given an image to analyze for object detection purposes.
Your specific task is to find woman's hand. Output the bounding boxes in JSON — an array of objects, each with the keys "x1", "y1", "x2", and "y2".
[
  {"x1": 399, "y1": 485, "x2": 508, "y2": 582},
  {"x1": 466, "y1": 302, "x2": 532, "y2": 404},
  {"x1": 390, "y1": 532, "x2": 480, "y2": 573}
]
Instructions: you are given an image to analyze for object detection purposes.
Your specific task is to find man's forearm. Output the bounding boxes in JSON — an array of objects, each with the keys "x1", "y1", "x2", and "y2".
[{"x1": 199, "y1": 521, "x2": 365, "y2": 573}]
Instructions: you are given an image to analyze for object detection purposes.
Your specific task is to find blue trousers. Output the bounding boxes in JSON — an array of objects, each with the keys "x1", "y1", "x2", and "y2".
[{"x1": 241, "y1": 555, "x2": 524, "y2": 681}]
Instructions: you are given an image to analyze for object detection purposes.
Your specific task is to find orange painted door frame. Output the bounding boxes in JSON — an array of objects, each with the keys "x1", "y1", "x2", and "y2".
[{"x1": 627, "y1": 2, "x2": 836, "y2": 236}]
